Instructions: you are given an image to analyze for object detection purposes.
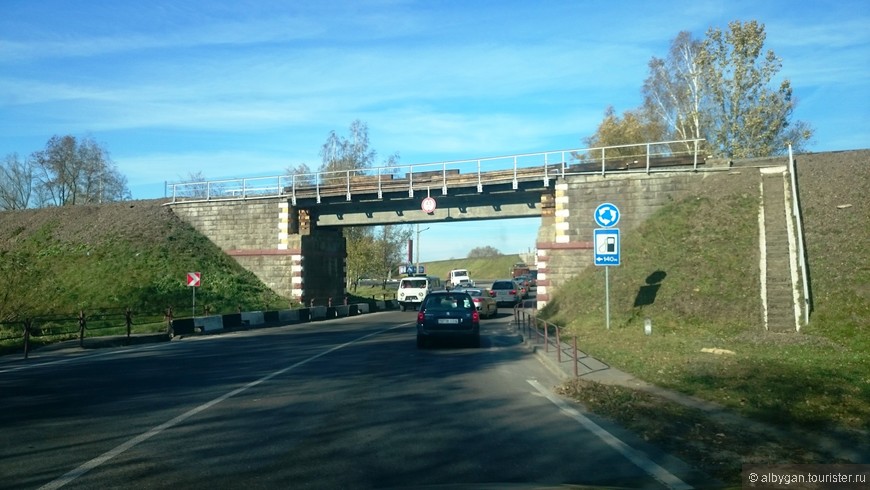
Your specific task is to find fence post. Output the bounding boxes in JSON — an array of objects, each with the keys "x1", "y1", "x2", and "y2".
[
  {"x1": 544, "y1": 319, "x2": 549, "y2": 352},
  {"x1": 78, "y1": 310, "x2": 86, "y2": 348},
  {"x1": 23, "y1": 318, "x2": 32, "y2": 360},
  {"x1": 125, "y1": 308, "x2": 133, "y2": 343},
  {"x1": 555, "y1": 325, "x2": 561, "y2": 363},
  {"x1": 166, "y1": 306, "x2": 174, "y2": 338},
  {"x1": 573, "y1": 336, "x2": 579, "y2": 377}
]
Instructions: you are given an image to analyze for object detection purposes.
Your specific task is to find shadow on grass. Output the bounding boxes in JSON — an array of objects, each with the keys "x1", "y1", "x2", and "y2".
[
  {"x1": 678, "y1": 355, "x2": 868, "y2": 431},
  {"x1": 633, "y1": 270, "x2": 667, "y2": 307}
]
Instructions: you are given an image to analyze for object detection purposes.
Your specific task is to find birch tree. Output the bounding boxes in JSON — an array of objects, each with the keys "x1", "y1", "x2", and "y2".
[
  {"x1": 588, "y1": 20, "x2": 813, "y2": 158},
  {"x1": 642, "y1": 31, "x2": 705, "y2": 152}
]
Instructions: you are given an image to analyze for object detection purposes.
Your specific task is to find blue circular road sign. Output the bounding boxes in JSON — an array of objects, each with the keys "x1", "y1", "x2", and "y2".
[{"x1": 594, "y1": 203, "x2": 620, "y2": 227}]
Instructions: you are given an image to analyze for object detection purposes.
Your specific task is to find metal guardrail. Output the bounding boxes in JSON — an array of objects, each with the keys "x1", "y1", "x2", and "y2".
[
  {"x1": 513, "y1": 306, "x2": 610, "y2": 378},
  {"x1": 787, "y1": 145, "x2": 811, "y2": 327},
  {"x1": 167, "y1": 139, "x2": 706, "y2": 204}
]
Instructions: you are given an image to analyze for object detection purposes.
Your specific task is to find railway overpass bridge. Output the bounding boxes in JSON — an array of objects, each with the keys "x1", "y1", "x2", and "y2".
[{"x1": 166, "y1": 140, "x2": 732, "y2": 307}]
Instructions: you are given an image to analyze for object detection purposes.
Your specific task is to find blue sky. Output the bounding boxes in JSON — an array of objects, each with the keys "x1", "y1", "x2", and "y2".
[{"x1": 1, "y1": 1, "x2": 868, "y2": 261}]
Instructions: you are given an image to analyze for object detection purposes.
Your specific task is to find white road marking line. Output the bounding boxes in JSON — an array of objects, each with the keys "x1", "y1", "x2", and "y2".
[
  {"x1": 38, "y1": 325, "x2": 404, "y2": 490},
  {"x1": 0, "y1": 343, "x2": 169, "y2": 374},
  {"x1": 527, "y1": 379, "x2": 693, "y2": 490}
]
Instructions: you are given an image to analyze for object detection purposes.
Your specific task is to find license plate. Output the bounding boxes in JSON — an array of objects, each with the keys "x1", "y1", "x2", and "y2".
[{"x1": 438, "y1": 318, "x2": 460, "y2": 324}]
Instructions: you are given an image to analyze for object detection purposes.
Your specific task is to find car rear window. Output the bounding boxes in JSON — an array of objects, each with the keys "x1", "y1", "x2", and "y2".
[
  {"x1": 424, "y1": 294, "x2": 472, "y2": 310},
  {"x1": 491, "y1": 281, "x2": 514, "y2": 290}
]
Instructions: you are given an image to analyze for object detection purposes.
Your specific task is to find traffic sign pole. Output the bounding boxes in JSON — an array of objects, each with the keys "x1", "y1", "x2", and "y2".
[
  {"x1": 605, "y1": 267, "x2": 610, "y2": 330},
  {"x1": 187, "y1": 272, "x2": 201, "y2": 318},
  {"x1": 593, "y1": 204, "x2": 621, "y2": 330}
]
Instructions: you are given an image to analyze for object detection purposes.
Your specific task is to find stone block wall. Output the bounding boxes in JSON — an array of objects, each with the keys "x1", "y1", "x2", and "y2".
[
  {"x1": 169, "y1": 198, "x2": 345, "y2": 303},
  {"x1": 535, "y1": 169, "x2": 731, "y2": 308}
]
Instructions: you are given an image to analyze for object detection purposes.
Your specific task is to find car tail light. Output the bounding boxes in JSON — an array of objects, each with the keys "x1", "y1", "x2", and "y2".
[
  {"x1": 510, "y1": 289, "x2": 517, "y2": 295},
  {"x1": 417, "y1": 311, "x2": 424, "y2": 323},
  {"x1": 489, "y1": 290, "x2": 496, "y2": 297},
  {"x1": 472, "y1": 310, "x2": 480, "y2": 322}
]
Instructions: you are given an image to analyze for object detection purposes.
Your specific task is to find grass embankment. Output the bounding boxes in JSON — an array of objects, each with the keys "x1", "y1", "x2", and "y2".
[
  {"x1": 0, "y1": 200, "x2": 292, "y2": 355},
  {"x1": 539, "y1": 164, "x2": 869, "y2": 484}
]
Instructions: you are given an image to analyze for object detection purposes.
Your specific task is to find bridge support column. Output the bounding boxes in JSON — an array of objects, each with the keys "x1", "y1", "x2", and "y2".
[{"x1": 298, "y1": 228, "x2": 346, "y2": 307}]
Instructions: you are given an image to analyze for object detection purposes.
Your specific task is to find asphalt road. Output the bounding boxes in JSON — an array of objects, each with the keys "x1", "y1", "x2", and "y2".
[{"x1": 0, "y1": 311, "x2": 706, "y2": 489}]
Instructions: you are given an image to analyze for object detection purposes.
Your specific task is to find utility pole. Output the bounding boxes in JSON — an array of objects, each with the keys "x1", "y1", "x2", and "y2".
[{"x1": 415, "y1": 223, "x2": 429, "y2": 275}]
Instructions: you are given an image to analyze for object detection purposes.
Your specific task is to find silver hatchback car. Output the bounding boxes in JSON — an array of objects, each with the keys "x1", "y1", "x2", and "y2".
[{"x1": 489, "y1": 279, "x2": 522, "y2": 307}]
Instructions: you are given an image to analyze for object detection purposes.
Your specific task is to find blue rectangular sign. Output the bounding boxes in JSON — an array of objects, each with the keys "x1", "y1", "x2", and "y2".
[{"x1": 593, "y1": 228, "x2": 620, "y2": 266}]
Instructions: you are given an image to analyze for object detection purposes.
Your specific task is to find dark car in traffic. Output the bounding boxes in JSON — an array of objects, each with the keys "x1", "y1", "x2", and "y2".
[{"x1": 416, "y1": 290, "x2": 480, "y2": 348}]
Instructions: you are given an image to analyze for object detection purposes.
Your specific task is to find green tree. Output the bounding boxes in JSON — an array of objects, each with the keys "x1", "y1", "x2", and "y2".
[
  {"x1": 579, "y1": 106, "x2": 666, "y2": 161},
  {"x1": 697, "y1": 20, "x2": 813, "y2": 157},
  {"x1": 587, "y1": 20, "x2": 813, "y2": 159},
  {"x1": 344, "y1": 226, "x2": 378, "y2": 290}
]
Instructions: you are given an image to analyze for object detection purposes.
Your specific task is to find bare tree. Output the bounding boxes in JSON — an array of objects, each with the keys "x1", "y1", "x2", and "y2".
[
  {"x1": 320, "y1": 119, "x2": 377, "y2": 173},
  {"x1": 318, "y1": 121, "x2": 406, "y2": 291},
  {"x1": 30, "y1": 135, "x2": 130, "y2": 206},
  {"x1": 0, "y1": 153, "x2": 33, "y2": 210},
  {"x1": 177, "y1": 171, "x2": 210, "y2": 198},
  {"x1": 468, "y1": 246, "x2": 502, "y2": 258},
  {"x1": 285, "y1": 163, "x2": 316, "y2": 187}
]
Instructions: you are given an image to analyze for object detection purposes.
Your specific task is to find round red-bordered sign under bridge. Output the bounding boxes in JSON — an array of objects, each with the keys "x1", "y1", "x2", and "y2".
[{"x1": 421, "y1": 197, "x2": 437, "y2": 214}]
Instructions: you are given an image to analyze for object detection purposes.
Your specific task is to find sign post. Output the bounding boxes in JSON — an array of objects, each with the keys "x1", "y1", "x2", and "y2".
[
  {"x1": 187, "y1": 272, "x2": 201, "y2": 318},
  {"x1": 593, "y1": 203, "x2": 621, "y2": 330}
]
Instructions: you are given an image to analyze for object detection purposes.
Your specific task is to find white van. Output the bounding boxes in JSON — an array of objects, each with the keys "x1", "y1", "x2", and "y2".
[
  {"x1": 447, "y1": 269, "x2": 474, "y2": 288},
  {"x1": 397, "y1": 275, "x2": 443, "y2": 311}
]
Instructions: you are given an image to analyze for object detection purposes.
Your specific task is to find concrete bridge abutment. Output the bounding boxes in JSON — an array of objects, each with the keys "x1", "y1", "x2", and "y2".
[
  {"x1": 168, "y1": 199, "x2": 346, "y2": 305},
  {"x1": 535, "y1": 168, "x2": 730, "y2": 308}
]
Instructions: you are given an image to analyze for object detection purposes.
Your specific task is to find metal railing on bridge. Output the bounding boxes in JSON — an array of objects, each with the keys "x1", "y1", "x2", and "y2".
[{"x1": 167, "y1": 139, "x2": 705, "y2": 204}]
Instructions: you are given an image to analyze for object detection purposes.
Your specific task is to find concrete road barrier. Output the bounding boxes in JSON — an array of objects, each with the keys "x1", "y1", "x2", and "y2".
[
  {"x1": 310, "y1": 306, "x2": 328, "y2": 320},
  {"x1": 195, "y1": 315, "x2": 224, "y2": 333},
  {"x1": 241, "y1": 311, "x2": 264, "y2": 326},
  {"x1": 278, "y1": 309, "x2": 300, "y2": 323}
]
